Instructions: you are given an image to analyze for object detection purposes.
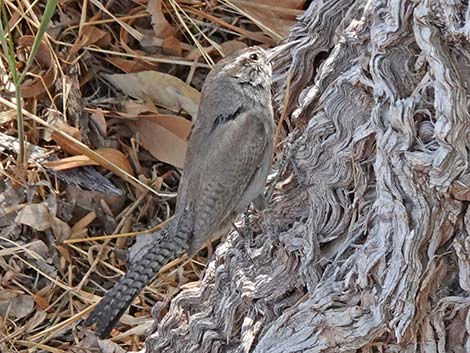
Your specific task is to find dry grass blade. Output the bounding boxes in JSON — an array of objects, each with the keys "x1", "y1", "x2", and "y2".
[
  {"x1": 0, "y1": 238, "x2": 43, "y2": 257},
  {"x1": 89, "y1": 0, "x2": 144, "y2": 41},
  {"x1": 167, "y1": 0, "x2": 215, "y2": 65},
  {"x1": 11, "y1": 341, "x2": 65, "y2": 353},
  {"x1": 52, "y1": 40, "x2": 210, "y2": 67},
  {"x1": 229, "y1": 0, "x2": 304, "y2": 17},
  {"x1": 0, "y1": 96, "x2": 176, "y2": 198},
  {"x1": 63, "y1": 216, "x2": 173, "y2": 244},
  {"x1": 220, "y1": 0, "x2": 284, "y2": 41},
  {"x1": 27, "y1": 306, "x2": 94, "y2": 342},
  {"x1": 181, "y1": 5, "x2": 275, "y2": 45}
]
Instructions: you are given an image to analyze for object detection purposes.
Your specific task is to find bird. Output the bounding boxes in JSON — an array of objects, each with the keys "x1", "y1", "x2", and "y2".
[{"x1": 84, "y1": 46, "x2": 275, "y2": 338}]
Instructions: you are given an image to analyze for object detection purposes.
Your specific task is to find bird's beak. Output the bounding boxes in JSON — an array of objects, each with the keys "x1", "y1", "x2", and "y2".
[{"x1": 266, "y1": 49, "x2": 275, "y2": 62}]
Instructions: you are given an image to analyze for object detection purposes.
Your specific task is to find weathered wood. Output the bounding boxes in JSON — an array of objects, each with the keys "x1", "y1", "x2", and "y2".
[{"x1": 140, "y1": 0, "x2": 470, "y2": 352}]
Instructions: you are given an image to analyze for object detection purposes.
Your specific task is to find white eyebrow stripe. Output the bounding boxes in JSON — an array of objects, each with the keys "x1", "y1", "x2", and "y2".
[{"x1": 225, "y1": 61, "x2": 238, "y2": 70}]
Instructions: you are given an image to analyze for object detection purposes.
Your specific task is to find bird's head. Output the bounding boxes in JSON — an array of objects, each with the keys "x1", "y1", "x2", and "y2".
[{"x1": 218, "y1": 46, "x2": 272, "y2": 89}]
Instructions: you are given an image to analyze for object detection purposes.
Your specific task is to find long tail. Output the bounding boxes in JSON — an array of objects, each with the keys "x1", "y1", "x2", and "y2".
[{"x1": 84, "y1": 224, "x2": 189, "y2": 338}]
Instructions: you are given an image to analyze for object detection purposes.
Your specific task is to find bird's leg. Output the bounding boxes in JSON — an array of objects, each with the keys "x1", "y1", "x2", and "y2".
[
  {"x1": 231, "y1": 218, "x2": 256, "y2": 266},
  {"x1": 265, "y1": 130, "x2": 304, "y2": 204}
]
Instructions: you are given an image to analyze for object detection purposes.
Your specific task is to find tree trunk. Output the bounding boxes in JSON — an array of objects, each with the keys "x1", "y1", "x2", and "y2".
[{"x1": 140, "y1": 0, "x2": 470, "y2": 352}]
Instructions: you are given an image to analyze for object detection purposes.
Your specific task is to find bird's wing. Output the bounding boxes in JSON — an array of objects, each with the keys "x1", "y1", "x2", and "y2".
[{"x1": 187, "y1": 110, "x2": 271, "y2": 253}]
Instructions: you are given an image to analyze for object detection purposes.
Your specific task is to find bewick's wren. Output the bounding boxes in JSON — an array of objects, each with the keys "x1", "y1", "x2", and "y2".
[{"x1": 85, "y1": 46, "x2": 274, "y2": 338}]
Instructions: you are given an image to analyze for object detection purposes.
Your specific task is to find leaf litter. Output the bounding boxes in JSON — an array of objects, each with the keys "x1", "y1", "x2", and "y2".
[{"x1": 0, "y1": 0, "x2": 305, "y2": 351}]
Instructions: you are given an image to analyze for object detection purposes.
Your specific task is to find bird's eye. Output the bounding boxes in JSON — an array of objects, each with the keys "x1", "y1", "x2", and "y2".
[{"x1": 249, "y1": 53, "x2": 259, "y2": 61}]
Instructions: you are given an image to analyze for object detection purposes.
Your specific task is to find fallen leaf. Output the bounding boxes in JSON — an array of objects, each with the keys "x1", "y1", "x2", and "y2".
[
  {"x1": 0, "y1": 290, "x2": 17, "y2": 301},
  {"x1": 25, "y1": 240, "x2": 58, "y2": 277},
  {"x1": 49, "y1": 119, "x2": 82, "y2": 155},
  {"x1": 50, "y1": 216, "x2": 72, "y2": 243},
  {"x1": 11, "y1": 295, "x2": 35, "y2": 319},
  {"x1": 97, "y1": 339, "x2": 127, "y2": 353},
  {"x1": 18, "y1": 36, "x2": 57, "y2": 98},
  {"x1": 28, "y1": 239, "x2": 50, "y2": 259},
  {"x1": 0, "y1": 292, "x2": 35, "y2": 319},
  {"x1": 56, "y1": 244, "x2": 73, "y2": 266},
  {"x1": 71, "y1": 211, "x2": 96, "y2": 237},
  {"x1": 140, "y1": 114, "x2": 191, "y2": 141},
  {"x1": 1, "y1": 269, "x2": 18, "y2": 286},
  {"x1": 147, "y1": 0, "x2": 178, "y2": 38},
  {"x1": 68, "y1": 25, "x2": 111, "y2": 59},
  {"x1": 15, "y1": 203, "x2": 71, "y2": 241},
  {"x1": 24, "y1": 310, "x2": 47, "y2": 330},
  {"x1": 15, "y1": 203, "x2": 51, "y2": 231},
  {"x1": 43, "y1": 148, "x2": 134, "y2": 176},
  {"x1": 106, "y1": 56, "x2": 156, "y2": 73},
  {"x1": 103, "y1": 71, "x2": 201, "y2": 118},
  {"x1": 92, "y1": 148, "x2": 134, "y2": 176},
  {"x1": 162, "y1": 35, "x2": 182, "y2": 56},
  {"x1": 123, "y1": 99, "x2": 160, "y2": 115},
  {"x1": 44, "y1": 155, "x2": 94, "y2": 170},
  {"x1": 32, "y1": 293, "x2": 49, "y2": 311},
  {"x1": 65, "y1": 184, "x2": 126, "y2": 218},
  {"x1": 90, "y1": 109, "x2": 107, "y2": 137},
  {"x1": 232, "y1": 0, "x2": 306, "y2": 40},
  {"x1": 126, "y1": 114, "x2": 191, "y2": 168}
]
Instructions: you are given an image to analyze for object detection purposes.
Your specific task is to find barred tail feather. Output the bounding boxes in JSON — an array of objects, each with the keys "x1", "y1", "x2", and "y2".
[{"x1": 85, "y1": 229, "x2": 189, "y2": 338}]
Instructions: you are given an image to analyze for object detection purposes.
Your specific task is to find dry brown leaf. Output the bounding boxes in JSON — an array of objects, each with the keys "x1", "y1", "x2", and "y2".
[
  {"x1": 24, "y1": 310, "x2": 47, "y2": 331},
  {"x1": 50, "y1": 217, "x2": 73, "y2": 243},
  {"x1": 15, "y1": 203, "x2": 71, "y2": 241},
  {"x1": 140, "y1": 114, "x2": 191, "y2": 141},
  {"x1": 71, "y1": 211, "x2": 97, "y2": 236},
  {"x1": 138, "y1": 0, "x2": 182, "y2": 55},
  {"x1": 233, "y1": 0, "x2": 306, "y2": 39},
  {"x1": 18, "y1": 36, "x2": 57, "y2": 98},
  {"x1": 68, "y1": 25, "x2": 111, "y2": 59},
  {"x1": 65, "y1": 185, "x2": 126, "y2": 217},
  {"x1": 106, "y1": 57, "x2": 157, "y2": 73},
  {"x1": 103, "y1": 71, "x2": 201, "y2": 118},
  {"x1": 56, "y1": 244, "x2": 73, "y2": 266},
  {"x1": 0, "y1": 289, "x2": 18, "y2": 301},
  {"x1": 32, "y1": 293, "x2": 49, "y2": 311},
  {"x1": 123, "y1": 99, "x2": 160, "y2": 115},
  {"x1": 90, "y1": 109, "x2": 107, "y2": 137},
  {"x1": 162, "y1": 35, "x2": 182, "y2": 56},
  {"x1": 27, "y1": 240, "x2": 50, "y2": 259},
  {"x1": 50, "y1": 119, "x2": 82, "y2": 155},
  {"x1": 43, "y1": 148, "x2": 134, "y2": 176},
  {"x1": 147, "y1": 0, "x2": 178, "y2": 38},
  {"x1": 95, "y1": 148, "x2": 134, "y2": 176},
  {"x1": 44, "y1": 155, "x2": 92, "y2": 170},
  {"x1": 15, "y1": 203, "x2": 51, "y2": 232},
  {"x1": 126, "y1": 114, "x2": 192, "y2": 169},
  {"x1": 1, "y1": 270, "x2": 18, "y2": 286},
  {"x1": 34, "y1": 286, "x2": 55, "y2": 313}
]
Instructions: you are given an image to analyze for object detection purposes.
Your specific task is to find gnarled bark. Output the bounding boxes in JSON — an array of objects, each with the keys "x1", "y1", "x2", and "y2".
[{"x1": 140, "y1": 0, "x2": 470, "y2": 352}]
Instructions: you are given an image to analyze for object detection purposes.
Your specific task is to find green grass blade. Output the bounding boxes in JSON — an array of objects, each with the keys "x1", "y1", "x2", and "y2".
[
  {"x1": 0, "y1": 0, "x2": 25, "y2": 167},
  {"x1": 0, "y1": 1, "x2": 18, "y2": 83}
]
